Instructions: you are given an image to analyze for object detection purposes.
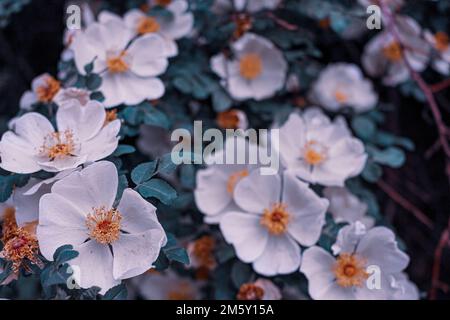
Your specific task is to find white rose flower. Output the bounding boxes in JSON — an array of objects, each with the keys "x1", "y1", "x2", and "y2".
[
  {"x1": 212, "y1": 0, "x2": 281, "y2": 13},
  {"x1": 301, "y1": 222, "x2": 411, "y2": 300},
  {"x1": 310, "y1": 63, "x2": 378, "y2": 113},
  {"x1": 113, "y1": 0, "x2": 194, "y2": 57},
  {"x1": 37, "y1": 161, "x2": 167, "y2": 294},
  {"x1": 390, "y1": 272, "x2": 420, "y2": 300},
  {"x1": 19, "y1": 73, "x2": 61, "y2": 110},
  {"x1": 358, "y1": 0, "x2": 404, "y2": 11},
  {"x1": 0, "y1": 100, "x2": 120, "y2": 174},
  {"x1": 194, "y1": 136, "x2": 261, "y2": 224},
  {"x1": 53, "y1": 87, "x2": 91, "y2": 108},
  {"x1": 211, "y1": 33, "x2": 287, "y2": 101},
  {"x1": 277, "y1": 109, "x2": 367, "y2": 187},
  {"x1": 362, "y1": 16, "x2": 430, "y2": 86},
  {"x1": 220, "y1": 169, "x2": 328, "y2": 276},
  {"x1": 323, "y1": 187, "x2": 375, "y2": 228},
  {"x1": 72, "y1": 15, "x2": 172, "y2": 107},
  {"x1": 424, "y1": 30, "x2": 450, "y2": 75},
  {"x1": 237, "y1": 278, "x2": 282, "y2": 300}
]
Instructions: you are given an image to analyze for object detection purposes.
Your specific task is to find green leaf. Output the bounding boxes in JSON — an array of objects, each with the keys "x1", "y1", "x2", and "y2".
[
  {"x1": 131, "y1": 161, "x2": 158, "y2": 185},
  {"x1": 86, "y1": 74, "x2": 102, "y2": 91},
  {"x1": 372, "y1": 147, "x2": 406, "y2": 168},
  {"x1": 90, "y1": 91, "x2": 105, "y2": 102},
  {"x1": 231, "y1": 261, "x2": 252, "y2": 288},
  {"x1": 157, "y1": 153, "x2": 177, "y2": 175},
  {"x1": 361, "y1": 161, "x2": 383, "y2": 183},
  {"x1": 138, "y1": 179, "x2": 177, "y2": 204},
  {"x1": 112, "y1": 145, "x2": 136, "y2": 157},
  {"x1": 162, "y1": 234, "x2": 190, "y2": 265},
  {"x1": 352, "y1": 116, "x2": 376, "y2": 141},
  {"x1": 212, "y1": 88, "x2": 232, "y2": 112},
  {"x1": 102, "y1": 284, "x2": 127, "y2": 300},
  {"x1": 143, "y1": 107, "x2": 170, "y2": 129}
]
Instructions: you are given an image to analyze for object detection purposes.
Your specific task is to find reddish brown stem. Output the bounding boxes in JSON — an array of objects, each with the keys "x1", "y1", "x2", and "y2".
[
  {"x1": 377, "y1": 180, "x2": 433, "y2": 229},
  {"x1": 266, "y1": 12, "x2": 298, "y2": 31},
  {"x1": 429, "y1": 218, "x2": 450, "y2": 300},
  {"x1": 431, "y1": 78, "x2": 450, "y2": 93}
]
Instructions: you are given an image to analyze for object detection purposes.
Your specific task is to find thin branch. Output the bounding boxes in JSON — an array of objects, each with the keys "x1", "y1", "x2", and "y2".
[
  {"x1": 429, "y1": 218, "x2": 450, "y2": 300},
  {"x1": 266, "y1": 12, "x2": 298, "y2": 31},
  {"x1": 377, "y1": 180, "x2": 433, "y2": 229},
  {"x1": 431, "y1": 78, "x2": 450, "y2": 93}
]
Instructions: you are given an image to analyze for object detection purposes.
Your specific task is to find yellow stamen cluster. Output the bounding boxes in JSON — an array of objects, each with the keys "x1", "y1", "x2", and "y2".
[
  {"x1": 434, "y1": 32, "x2": 449, "y2": 52},
  {"x1": 0, "y1": 228, "x2": 40, "y2": 273},
  {"x1": 2, "y1": 207, "x2": 18, "y2": 243},
  {"x1": 382, "y1": 41, "x2": 403, "y2": 62},
  {"x1": 107, "y1": 51, "x2": 129, "y2": 73},
  {"x1": 137, "y1": 16, "x2": 160, "y2": 35},
  {"x1": 237, "y1": 283, "x2": 264, "y2": 300},
  {"x1": 40, "y1": 130, "x2": 75, "y2": 161},
  {"x1": 217, "y1": 109, "x2": 241, "y2": 129},
  {"x1": 260, "y1": 203, "x2": 290, "y2": 235},
  {"x1": 36, "y1": 76, "x2": 61, "y2": 103},
  {"x1": 86, "y1": 207, "x2": 122, "y2": 245},
  {"x1": 334, "y1": 90, "x2": 348, "y2": 104},
  {"x1": 333, "y1": 253, "x2": 369, "y2": 288},
  {"x1": 226, "y1": 169, "x2": 249, "y2": 194},
  {"x1": 303, "y1": 140, "x2": 327, "y2": 166},
  {"x1": 239, "y1": 53, "x2": 263, "y2": 80}
]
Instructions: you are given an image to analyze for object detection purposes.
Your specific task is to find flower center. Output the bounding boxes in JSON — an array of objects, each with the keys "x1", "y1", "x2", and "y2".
[
  {"x1": 237, "y1": 283, "x2": 264, "y2": 300},
  {"x1": 382, "y1": 41, "x2": 403, "y2": 62},
  {"x1": 303, "y1": 140, "x2": 327, "y2": 166},
  {"x1": 334, "y1": 90, "x2": 348, "y2": 104},
  {"x1": 226, "y1": 169, "x2": 249, "y2": 194},
  {"x1": 86, "y1": 207, "x2": 122, "y2": 245},
  {"x1": 260, "y1": 203, "x2": 290, "y2": 235},
  {"x1": 137, "y1": 16, "x2": 160, "y2": 34},
  {"x1": 217, "y1": 110, "x2": 241, "y2": 129},
  {"x1": 0, "y1": 228, "x2": 40, "y2": 273},
  {"x1": 434, "y1": 32, "x2": 449, "y2": 52},
  {"x1": 239, "y1": 53, "x2": 263, "y2": 80},
  {"x1": 107, "y1": 51, "x2": 129, "y2": 73},
  {"x1": 36, "y1": 76, "x2": 61, "y2": 103},
  {"x1": 40, "y1": 130, "x2": 76, "y2": 161},
  {"x1": 333, "y1": 253, "x2": 369, "y2": 288}
]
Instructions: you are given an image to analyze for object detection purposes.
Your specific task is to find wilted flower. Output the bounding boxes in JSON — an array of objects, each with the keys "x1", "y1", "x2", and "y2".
[
  {"x1": 19, "y1": 73, "x2": 61, "y2": 110},
  {"x1": 0, "y1": 100, "x2": 120, "y2": 173},
  {"x1": 310, "y1": 63, "x2": 378, "y2": 113},
  {"x1": 220, "y1": 169, "x2": 328, "y2": 276},
  {"x1": 187, "y1": 235, "x2": 217, "y2": 278},
  {"x1": 301, "y1": 222, "x2": 411, "y2": 300},
  {"x1": 323, "y1": 187, "x2": 375, "y2": 228},
  {"x1": 216, "y1": 109, "x2": 248, "y2": 130},
  {"x1": 362, "y1": 16, "x2": 430, "y2": 86},
  {"x1": 237, "y1": 279, "x2": 281, "y2": 300},
  {"x1": 37, "y1": 161, "x2": 167, "y2": 294},
  {"x1": 424, "y1": 30, "x2": 450, "y2": 75},
  {"x1": 72, "y1": 15, "x2": 172, "y2": 107},
  {"x1": 211, "y1": 33, "x2": 287, "y2": 101},
  {"x1": 277, "y1": 109, "x2": 367, "y2": 186}
]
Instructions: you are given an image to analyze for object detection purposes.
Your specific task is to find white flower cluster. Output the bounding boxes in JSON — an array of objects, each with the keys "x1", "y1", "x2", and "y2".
[{"x1": 195, "y1": 108, "x2": 418, "y2": 299}]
